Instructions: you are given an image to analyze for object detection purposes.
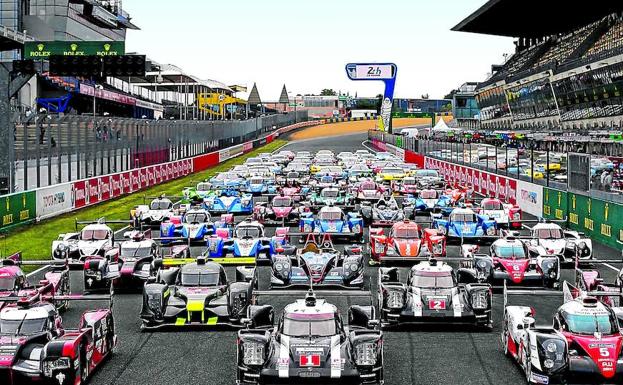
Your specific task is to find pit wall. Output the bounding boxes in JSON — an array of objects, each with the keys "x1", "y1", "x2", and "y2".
[
  {"x1": 0, "y1": 120, "x2": 318, "y2": 231},
  {"x1": 369, "y1": 130, "x2": 623, "y2": 250}
]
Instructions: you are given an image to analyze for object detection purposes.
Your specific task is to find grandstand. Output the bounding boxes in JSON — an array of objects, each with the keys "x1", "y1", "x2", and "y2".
[{"x1": 454, "y1": 0, "x2": 623, "y2": 131}]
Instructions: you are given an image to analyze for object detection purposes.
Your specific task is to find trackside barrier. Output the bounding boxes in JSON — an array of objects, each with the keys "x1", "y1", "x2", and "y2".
[{"x1": 0, "y1": 119, "x2": 320, "y2": 231}]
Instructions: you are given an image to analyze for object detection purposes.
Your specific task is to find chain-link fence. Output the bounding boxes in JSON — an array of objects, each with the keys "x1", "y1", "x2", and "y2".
[{"x1": 11, "y1": 111, "x2": 308, "y2": 192}]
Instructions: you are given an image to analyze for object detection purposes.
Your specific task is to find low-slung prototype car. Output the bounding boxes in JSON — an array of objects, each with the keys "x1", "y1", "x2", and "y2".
[
  {"x1": 378, "y1": 260, "x2": 492, "y2": 329},
  {"x1": 432, "y1": 207, "x2": 498, "y2": 242},
  {"x1": 369, "y1": 220, "x2": 446, "y2": 264},
  {"x1": 528, "y1": 222, "x2": 593, "y2": 264},
  {"x1": 237, "y1": 291, "x2": 384, "y2": 384},
  {"x1": 360, "y1": 197, "x2": 405, "y2": 226},
  {"x1": 299, "y1": 206, "x2": 364, "y2": 243},
  {"x1": 140, "y1": 257, "x2": 257, "y2": 330}
]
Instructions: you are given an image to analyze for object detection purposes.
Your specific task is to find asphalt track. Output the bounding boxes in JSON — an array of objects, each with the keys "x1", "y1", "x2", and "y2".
[{"x1": 54, "y1": 131, "x2": 622, "y2": 385}]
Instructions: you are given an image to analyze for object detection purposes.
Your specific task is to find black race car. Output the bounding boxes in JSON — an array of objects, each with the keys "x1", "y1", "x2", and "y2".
[{"x1": 237, "y1": 290, "x2": 384, "y2": 384}]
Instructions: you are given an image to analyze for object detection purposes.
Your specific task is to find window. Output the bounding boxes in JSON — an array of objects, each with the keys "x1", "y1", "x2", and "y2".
[
  {"x1": 81, "y1": 229, "x2": 109, "y2": 241},
  {"x1": 535, "y1": 228, "x2": 563, "y2": 239},
  {"x1": 393, "y1": 227, "x2": 419, "y2": 239},
  {"x1": 184, "y1": 213, "x2": 208, "y2": 224},
  {"x1": 494, "y1": 245, "x2": 526, "y2": 259},
  {"x1": 236, "y1": 226, "x2": 261, "y2": 238},
  {"x1": 150, "y1": 201, "x2": 172, "y2": 210},
  {"x1": 283, "y1": 317, "x2": 337, "y2": 337},
  {"x1": 319, "y1": 210, "x2": 341, "y2": 221},
  {"x1": 0, "y1": 276, "x2": 16, "y2": 291},
  {"x1": 180, "y1": 272, "x2": 219, "y2": 287},
  {"x1": 563, "y1": 313, "x2": 616, "y2": 335},
  {"x1": 0, "y1": 317, "x2": 47, "y2": 335},
  {"x1": 411, "y1": 274, "x2": 454, "y2": 289}
]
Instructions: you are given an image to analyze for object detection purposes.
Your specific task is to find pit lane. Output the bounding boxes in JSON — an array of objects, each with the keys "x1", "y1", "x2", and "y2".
[{"x1": 50, "y1": 131, "x2": 621, "y2": 385}]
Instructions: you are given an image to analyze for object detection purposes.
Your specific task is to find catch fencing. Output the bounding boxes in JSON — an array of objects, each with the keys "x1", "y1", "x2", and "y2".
[{"x1": 11, "y1": 111, "x2": 308, "y2": 192}]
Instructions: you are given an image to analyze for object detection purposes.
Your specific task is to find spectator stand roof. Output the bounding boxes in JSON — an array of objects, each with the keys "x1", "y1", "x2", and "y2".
[{"x1": 453, "y1": 0, "x2": 623, "y2": 38}]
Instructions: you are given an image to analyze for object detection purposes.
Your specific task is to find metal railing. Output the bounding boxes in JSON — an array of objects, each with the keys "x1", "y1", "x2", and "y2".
[{"x1": 11, "y1": 111, "x2": 308, "y2": 192}]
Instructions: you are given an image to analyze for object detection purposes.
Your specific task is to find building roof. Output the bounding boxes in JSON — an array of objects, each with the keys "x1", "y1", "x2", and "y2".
[
  {"x1": 452, "y1": 0, "x2": 622, "y2": 38},
  {"x1": 248, "y1": 83, "x2": 262, "y2": 105}
]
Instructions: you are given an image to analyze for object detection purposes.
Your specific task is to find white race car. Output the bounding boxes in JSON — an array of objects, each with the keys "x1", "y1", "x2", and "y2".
[
  {"x1": 529, "y1": 222, "x2": 592, "y2": 263},
  {"x1": 132, "y1": 196, "x2": 176, "y2": 227}
]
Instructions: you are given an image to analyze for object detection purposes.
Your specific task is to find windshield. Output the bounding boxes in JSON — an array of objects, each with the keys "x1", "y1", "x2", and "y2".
[
  {"x1": 564, "y1": 313, "x2": 617, "y2": 335},
  {"x1": 273, "y1": 197, "x2": 292, "y2": 207},
  {"x1": 320, "y1": 176, "x2": 334, "y2": 183},
  {"x1": 150, "y1": 201, "x2": 172, "y2": 210},
  {"x1": 81, "y1": 229, "x2": 109, "y2": 241},
  {"x1": 321, "y1": 190, "x2": 339, "y2": 198},
  {"x1": 403, "y1": 178, "x2": 416, "y2": 185},
  {"x1": 185, "y1": 213, "x2": 208, "y2": 224},
  {"x1": 416, "y1": 170, "x2": 439, "y2": 178},
  {"x1": 420, "y1": 190, "x2": 438, "y2": 199},
  {"x1": 286, "y1": 172, "x2": 299, "y2": 179},
  {"x1": 451, "y1": 213, "x2": 477, "y2": 223},
  {"x1": 0, "y1": 277, "x2": 16, "y2": 291},
  {"x1": 283, "y1": 317, "x2": 337, "y2": 337},
  {"x1": 494, "y1": 245, "x2": 526, "y2": 259},
  {"x1": 236, "y1": 226, "x2": 261, "y2": 238},
  {"x1": 412, "y1": 274, "x2": 455, "y2": 288},
  {"x1": 393, "y1": 227, "x2": 419, "y2": 239},
  {"x1": 319, "y1": 211, "x2": 342, "y2": 221},
  {"x1": 197, "y1": 183, "x2": 211, "y2": 191},
  {"x1": 180, "y1": 272, "x2": 220, "y2": 287},
  {"x1": 0, "y1": 317, "x2": 47, "y2": 335},
  {"x1": 249, "y1": 178, "x2": 264, "y2": 185},
  {"x1": 361, "y1": 182, "x2": 376, "y2": 191},
  {"x1": 483, "y1": 201, "x2": 503, "y2": 210},
  {"x1": 536, "y1": 228, "x2": 563, "y2": 239},
  {"x1": 121, "y1": 246, "x2": 152, "y2": 258},
  {"x1": 382, "y1": 168, "x2": 403, "y2": 175}
]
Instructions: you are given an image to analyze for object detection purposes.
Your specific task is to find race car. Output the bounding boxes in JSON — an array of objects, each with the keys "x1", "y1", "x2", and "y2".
[
  {"x1": 205, "y1": 219, "x2": 292, "y2": 262},
  {"x1": 431, "y1": 207, "x2": 498, "y2": 242},
  {"x1": 391, "y1": 176, "x2": 419, "y2": 196},
  {"x1": 0, "y1": 294, "x2": 115, "y2": 385},
  {"x1": 309, "y1": 187, "x2": 354, "y2": 208},
  {"x1": 310, "y1": 174, "x2": 344, "y2": 191},
  {"x1": 369, "y1": 220, "x2": 446, "y2": 264},
  {"x1": 502, "y1": 282, "x2": 623, "y2": 385},
  {"x1": 476, "y1": 197, "x2": 521, "y2": 229},
  {"x1": 52, "y1": 220, "x2": 120, "y2": 263},
  {"x1": 406, "y1": 189, "x2": 454, "y2": 215},
  {"x1": 299, "y1": 206, "x2": 364, "y2": 243},
  {"x1": 377, "y1": 260, "x2": 492, "y2": 328},
  {"x1": 271, "y1": 235, "x2": 365, "y2": 289},
  {"x1": 140, "y1": 257, "x2": 256, "y2": 329},
  {"x1": 375, "y1": 166, "x2": 407, "y2": 183},
  {"x1": 243, "y1": 176, "x2": 275, "y2": 195},
  {"x1": 236, "y1": 290, "x2": 384, "y2": 384},
  {"x1": 182, "y1": 181, "x2": 217, "y2": 204},
  {"x1": 253, "y1": 195, "x2": 307, "y2": 225},
  {"x1": 413, "y1": 169, "x2": 444, "y2": 188},
  {"x1": 0, "y1": 253, "x2": 70, "y2": 311},
  {"x1": 458, "y1": 237, "x2": 560, "y2": 289},
  {"x1": 159, "y1": 209, "x2": 230, "y2": 244},
  {"x1": 529, "y1": 222, "x2": 593, "y2": 263},
  {"x1": 209, "y1": 171, "x2": 246, "y2": 190},
  {"x1": 131, "y1": 196, "x2": 176, "y2": 227},
  {"x1": 360, "y1": 196, "x2": 405, "y2": 226},
  {"x1": 204, "y1": 191, "x2": 254, "y2": 215},
  {"x1": 354, "y1": 180, "x2": 384, "y2": 202}
]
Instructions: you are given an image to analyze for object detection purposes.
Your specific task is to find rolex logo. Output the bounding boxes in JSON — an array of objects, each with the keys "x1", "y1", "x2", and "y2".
[
  {"x1": 37, "y1": 43, "x2": 44, "y2": 51},
  {"x1": 104, "y1": 43, "x2": 111, "y2": 52},
  {"x1": 70, "y1": 43, "x2": 78, "y2": 52}
]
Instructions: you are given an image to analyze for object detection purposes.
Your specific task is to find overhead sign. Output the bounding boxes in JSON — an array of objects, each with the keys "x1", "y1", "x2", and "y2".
[
  {"x1": 346, "y1": 62, "x2": 398, "y2": 133},
  {"x1": 24, "y1": 41, "x2": 125, "y2": 59}
]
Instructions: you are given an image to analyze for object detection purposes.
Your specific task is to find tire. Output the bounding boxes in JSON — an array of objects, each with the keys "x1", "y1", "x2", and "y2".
[{"x1": 503, "y1": 330, "x2": 511, "y2": 356}]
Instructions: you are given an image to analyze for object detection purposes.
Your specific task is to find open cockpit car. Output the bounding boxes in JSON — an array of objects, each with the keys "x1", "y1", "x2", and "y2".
[
  {"x1": 237, "y1": 292, "x2": 383, "y2": 384},
  {"x1": 140, "y1": 257, "x2": 256, "y2": 329},
  {"x1": 378, "y1": 260, "x2": 492, "y2": 329}
]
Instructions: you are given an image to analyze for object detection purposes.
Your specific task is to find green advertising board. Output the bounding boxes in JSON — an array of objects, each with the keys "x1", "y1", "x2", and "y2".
[
  {"x1": 0, "y1": 191, "x2": 36, "y2": 230},
  {"x1": 391, "y1": 112, "x2": 434, "y2": 119},
  {"x1": 543, "y1": 187, "x2": 568, "y2": 221},
  {"x1": 395, "y1": 136, "x2": 403, "y2": 148},
  {"x1": 24, "y1": 41, "x2": 125, "y2": 59}
]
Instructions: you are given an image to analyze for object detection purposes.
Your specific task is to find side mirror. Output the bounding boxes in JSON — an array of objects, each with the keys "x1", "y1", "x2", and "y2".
[{"x1": 367, "y1": 319, "x2": 380, "y2": 329}]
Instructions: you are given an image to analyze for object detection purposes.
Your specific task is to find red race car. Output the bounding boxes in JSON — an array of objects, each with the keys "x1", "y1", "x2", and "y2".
[{"x1": 369, "y1": 220, "x2": 446, "y2": 264}]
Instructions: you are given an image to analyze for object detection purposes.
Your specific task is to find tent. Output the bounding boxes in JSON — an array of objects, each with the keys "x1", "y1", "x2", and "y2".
[{"x1": 432, "y1": 116, "x2": 452, "y2": 132}]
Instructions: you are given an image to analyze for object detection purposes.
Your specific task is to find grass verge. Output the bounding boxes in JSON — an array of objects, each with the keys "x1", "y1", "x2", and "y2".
[{"x1": 0, "y1": 140, "x2": 287, "y2": 261}]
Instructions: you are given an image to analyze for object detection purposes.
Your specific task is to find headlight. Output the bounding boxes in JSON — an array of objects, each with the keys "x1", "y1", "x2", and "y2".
[
  {"x1": 352, "y1": 224, "x2": 361, "y2": 233},
  {"x1": 148, "y1": 294, "x2": 161, "y2": 310},
  {"x1": 486, "y1": 227, "x2": 496, "y2": 236},
  {"x1": 58, "y1": 244, "x2": 67, "y2": 251},
  {"x1": 243, "y1": 342, "x2": 265, "y2": 366},
  {"x1": 477, "y1": 260, "x2": 487, "y2": 269},
  {"x1": 578, "y1": 241, "x2": 586, "y2": 249},
  {"x1": 433, "y1": 243, "x2": 442, "y2": 255},
  {"x1": 61, "y1": 251, "x2": 67, "y2": 257},
  {"x1": 374, "y1": 242, "x2": 385, "y2": 254},
  {"x1": 43, "y1": 357, "x2": 71, "y2": 377},
  {"x1": 472, "y1": 291, "x2": 488, "y2": 310},
  {"x1": 355, "y1": 343, "x2": 377, "y2": 366},
  {"x1": 543, "y1": 359, "x2": 554, "y2": 369},
  {"x1": 349, "y1": 263, "x2": 359, "y2": 272},
  {"x1": 513, "y1": 213, "x2": 521, "y2": 220},
  {"x1": 546, "y1": 342, "x2": 557, "y2": 353},
  {"x1": 386, "y1": 291, "x2": 404, "y2": 309}
]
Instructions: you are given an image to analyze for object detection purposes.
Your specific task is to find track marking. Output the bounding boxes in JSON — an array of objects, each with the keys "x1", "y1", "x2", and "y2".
[{"x1": 603, "y1": 263, "x2": 620, "y2": 273}]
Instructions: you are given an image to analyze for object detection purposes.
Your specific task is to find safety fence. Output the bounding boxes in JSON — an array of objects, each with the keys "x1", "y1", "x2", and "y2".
[
  {"x1": 322, "y1": 115, "x2": 378, "y2": 124},
  {"x1": 369, "y1": 130, "x2": 623, "y2": 249},
  {"x1": 0, "y1": 119, "x2": 318, "y2": 232},
  {"x1": 12, "y1": 111, "x2": 308, "y2": 192}
]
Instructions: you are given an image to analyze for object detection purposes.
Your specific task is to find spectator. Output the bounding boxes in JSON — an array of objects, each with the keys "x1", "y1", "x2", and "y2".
[{"x1": 604, "y1": 171, "x2": 613, "y2": 192}]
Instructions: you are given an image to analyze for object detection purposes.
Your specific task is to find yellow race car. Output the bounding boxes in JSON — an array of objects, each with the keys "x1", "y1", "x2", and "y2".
[{"x1": 375, "y1": 166, "x2": 407, "y2": 182}]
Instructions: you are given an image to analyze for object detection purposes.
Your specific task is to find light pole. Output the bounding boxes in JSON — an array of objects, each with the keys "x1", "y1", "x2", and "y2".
[{"x1": 93, "y1": 84, "x2": 103, "y2": 117}]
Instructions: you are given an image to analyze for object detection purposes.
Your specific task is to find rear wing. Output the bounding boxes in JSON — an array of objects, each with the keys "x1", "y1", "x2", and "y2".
[
  {"x1": 0, "y1": 288, "x2": 114, "y2": 309},
  {"x1": 75, "y1": 218, "x2": 132, "y2": 231},
  {"x1": 160, "y1": 257, "x2": 257, "y2": 267},
  {"x1": 502, "y1": 280, "x2": 564, "y2": 309}
]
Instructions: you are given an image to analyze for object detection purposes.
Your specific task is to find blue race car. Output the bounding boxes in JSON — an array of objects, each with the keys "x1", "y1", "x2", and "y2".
[
  {"x1": 209, "y1": 172, "x2": 246, "y2": 190},
  {"x1": 244, "y1": 176, "x2": 275, "y2": 195},
  {"x1": 204, "y1": 191, "x2": 253, "y2": 214},
  {"x1": 205, "y1": 219, "x2": 292, "y2": 262},
  {"x1": 299, "y1": 206, "x2": 364, "y2": 243},
  {"x1": 406, "y1": 189, "x2": 454, "y2": 215},
  {"x1": 160, "y1": 209, "x2": 231, "y2": 244},
  {"x1": 431, "y1": 207, "x2": 498, "y2": 243}
]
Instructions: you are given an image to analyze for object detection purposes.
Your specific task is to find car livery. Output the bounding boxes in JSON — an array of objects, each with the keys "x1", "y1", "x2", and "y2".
[
  {"x1": 160, "y1": 209, "x2": 231, "y2": 243},
  {"x1": 432, "y1": 208, "x2": 498, "y2": 242},
  {"x1": 237, "y1": 291, "x2": 383, "y2": 384},
  {"x1": 204, "y1": 191, "x2": 254, "y2": 214},
  {"x1": 309, "y1": 187, "x2": 353, "y2": 208},
  {"x1": 369, "y1": 220, "x2": 446, "y2": 264},
  {"x1": 477, "y1": 197, "x2": 521, "y2": 229},
  {"x1": 52, "y1": 223, "x2": 118, "y2": 263},
  {"x1": 131, "y1": 197, "x2": 175, "y2": 227},
  {"x1": 360, "y1": 197, "x2": 406, "y2": 226},
  {"x1": 253, "y1": 195, "x2": 307, "y2": 225},
  {"x1": 299, "y1": 206, "x2": 364, "y2": 243},
  {"x1": 529, "y1": 222, "x2": 593, "y2": 263},
  {"x1": 378, "y1": 260, "x2": 492, "y2": 328},
  {"x1": 407, "y1": 189, "x2": 454, "y2": 215},
  {"x1": 206, "y1": 220, "x2": 291, "y2": 262}
]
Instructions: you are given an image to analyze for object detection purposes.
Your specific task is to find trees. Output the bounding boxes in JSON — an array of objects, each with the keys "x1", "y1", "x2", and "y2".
[{"x1": 320, "y1": 89, "x2": 337, "y2": 96}]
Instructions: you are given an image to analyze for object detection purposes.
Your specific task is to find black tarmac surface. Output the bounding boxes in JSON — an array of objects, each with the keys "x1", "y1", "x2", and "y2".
[{"x1": 53, "y1": 132, "x2": 621, "y2": 385}]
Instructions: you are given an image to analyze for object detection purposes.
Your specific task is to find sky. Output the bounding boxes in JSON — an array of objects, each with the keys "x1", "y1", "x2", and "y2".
[{"x1": 123, "y1": 0, "x2": 514, "y2": 100}]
